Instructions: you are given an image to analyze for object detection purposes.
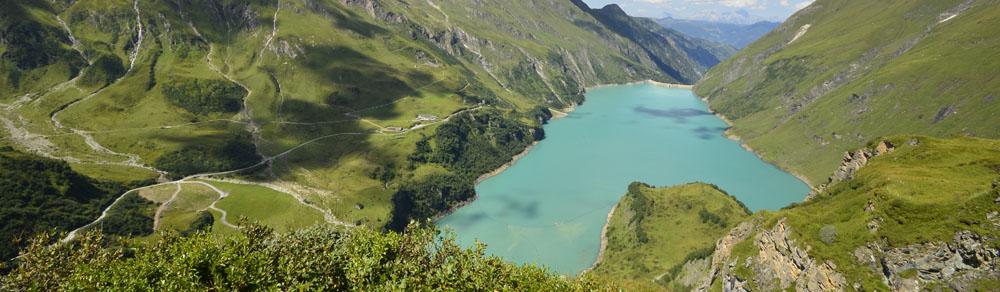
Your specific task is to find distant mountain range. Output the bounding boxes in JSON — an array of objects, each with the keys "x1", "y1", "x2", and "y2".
[
  {"x1": 579, "y1": 4, "x2": 738, "y2": 83},
  {"x1": 656, "y1": 17, "x2": 780, "y2": 49},
  {"x1": 679, "y1": 9, "x2": 772, "y2": 25}
]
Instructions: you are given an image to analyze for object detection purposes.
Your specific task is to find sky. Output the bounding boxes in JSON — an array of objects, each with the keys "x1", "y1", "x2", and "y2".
[{"x1": 582, "y1": 0, "x2": 815, "y2": 22}]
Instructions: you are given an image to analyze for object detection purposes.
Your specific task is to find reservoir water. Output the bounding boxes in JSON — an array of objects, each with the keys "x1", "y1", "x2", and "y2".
[{"x1": 438, "y1": 83, "x2": 811, "y2": 275}]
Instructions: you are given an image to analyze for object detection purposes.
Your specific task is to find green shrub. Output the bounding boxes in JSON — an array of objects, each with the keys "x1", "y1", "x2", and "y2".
[
  {"x1": 161, "y1": 78, "x2": 246, "y2": 115},
  {"x1": 98, "y1": 194, "x2": 155, "y2": 237},
  {"x1": 429, "y1": 110, "x2": 543, "y2": 175},
  {"x1": 393, "y1": 110, "x2": 543, "y2": 230},
  {"x1": 1, "y1": 224, "x2": 614, "y2": 290},
  {"x1": 153, "y1": 135, "x2": 261, "y2": 177},
  {"x1": 698, "y1": 208, "x2": 725, "y2": 228},
  {"x1": 78, "y1": 54, "x2": 125, "y2": 87},
  {"x1": 180, "y1": 211, "x2": 214, "y2": 236},
  {"x1": 388, "y1": 174, "x2": 473, "y2": 230}
]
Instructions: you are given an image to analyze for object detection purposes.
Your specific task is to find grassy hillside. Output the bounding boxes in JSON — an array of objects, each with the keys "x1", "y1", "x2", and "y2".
[
  {"x1": 667, "y1": 136, "x2": 1000, "y2": 290},
  {"x1": 592, "y1": 182, "x2": 751, "y2": 289},
  {"x1": 695, "y1": 0, "x2": 1000, "y2": 184},
  {"x1": 0, "y1": 0, "x2": 730, "y2": 237},
  {"x1": 575, "y1": 3, "x2": 737, "y2": 84}
]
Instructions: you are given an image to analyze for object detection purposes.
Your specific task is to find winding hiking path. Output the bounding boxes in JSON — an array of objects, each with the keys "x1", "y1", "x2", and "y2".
[
  {"x1": 152, "y1": 183, "x2": 182, "y2": 230},
  {"x1": 42, "y1": 3, "x2": 484, "y2": 244}
]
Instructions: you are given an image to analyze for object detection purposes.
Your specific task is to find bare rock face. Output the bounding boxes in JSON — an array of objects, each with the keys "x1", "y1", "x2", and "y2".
[
  {"x1": 696, "y1": 219, "x2": 846, "y2": 291},
  {"x1": 342, "y1": 0, "x2": 404, "y2": 23},
  {"x1": 855, "y1": 231, "x2": 1000, "y2": 291},
  {"x1": 752, "y1": 219, "x2": 847, "y2": 291},
  {"x1": 807, "y1": 141, "x2": 894, "y2": 200},
  {"x1": 696, "y1": 220, "x2": 755, "y2": 291}
]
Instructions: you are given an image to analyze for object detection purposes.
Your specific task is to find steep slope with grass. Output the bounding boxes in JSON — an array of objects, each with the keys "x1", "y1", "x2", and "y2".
[
  {"x1": 0, "y1": 0, "x2": 730, "y2": 237},
  {"x1": 576, "y1": 3, "x2": 737, "y2": 83},
  {"x1": 0, "y1": 148, "x2": 137, "y2": 260},
  {"x1": 669, "y1": 136, "x2": 1000, "y2": 291},
  {"x1": 592, "y1": 182, "x2": 751, "y2": 289},
  {"x1": 695, "y1": 0, "x2": 1000, "y2": 185}
]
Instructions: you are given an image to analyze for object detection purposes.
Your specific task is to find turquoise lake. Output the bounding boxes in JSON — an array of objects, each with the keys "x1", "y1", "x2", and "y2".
[{"x1": 438, "y1": 83, "x2": 811, "y2": 275}]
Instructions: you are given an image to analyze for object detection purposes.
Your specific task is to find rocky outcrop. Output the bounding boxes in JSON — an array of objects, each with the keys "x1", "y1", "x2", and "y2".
[
  {"x1": 854, "y1": 231, "x2": 1000, "y2": 291},
  {"x1": 807, "y1": 140, "x2": 894, "y2": 200},
  {"x1": 342, "y1": 0, "x2": 404, "y2": 23},
  {"x1": 752, "y1": 219, "x2": 847, "y2": 291},
  {"x1": 696, "y1": 220, "x2": 755, "y2": 291},
  {"x1": 695, "y1": 218, "x2": 847, "y2": 292}
]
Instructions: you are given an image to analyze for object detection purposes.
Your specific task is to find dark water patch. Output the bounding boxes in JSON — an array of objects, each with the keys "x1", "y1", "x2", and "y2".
[
  {"x1": 692, "y1": 126, "x2": 729, "y2": 140},
  {"x1": 447, "y1": 211, "x2": 490, "y2": 229},
  {"x1": 633, "y1": 106, "x2": 711, "y2": 123},
  {"x1": 496, "y1": 196, "x2": 539, "y2": 219}
]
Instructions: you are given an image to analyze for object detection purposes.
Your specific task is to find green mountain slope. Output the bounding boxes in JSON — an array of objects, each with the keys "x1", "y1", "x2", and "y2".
[
  {"x1": 694, "y1": 0, "x2": 1000, "y2": 185},
  {"x1": 576, "y1": 3, "x2": 737, "y2": 84},
  {"x1": 592, "y1": 182, "x2": 750, "y2": 288},
  {"x1": 0, "y1": 0, "x2": 729, "y2": 234}
]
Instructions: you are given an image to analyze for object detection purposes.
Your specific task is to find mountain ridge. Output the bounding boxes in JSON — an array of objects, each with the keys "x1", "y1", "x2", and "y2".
[{"x1": 695, "y1": 0, "x2": 1000, "y2": 184}]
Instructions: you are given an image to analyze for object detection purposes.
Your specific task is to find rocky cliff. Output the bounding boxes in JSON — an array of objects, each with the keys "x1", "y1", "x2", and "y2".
[{"x1": 674, "y1": 136, "x2": 1000, "y2": 291}]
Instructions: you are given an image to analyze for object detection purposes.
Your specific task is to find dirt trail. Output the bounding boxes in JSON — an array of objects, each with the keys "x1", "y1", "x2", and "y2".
[
  {"x1": 60, "y1": 128, "x2": 368, "y2": 242},
  {"x1": 185, "y1": 180, "x2": 239, "y2": 230},
  {"x1": 62, "y1": 183, "x2": 166, "y2": 242},
  {"x1": 203, "y1": 178, "x2": 353, "y2": 227},
  {"x1": 152, "y1": 183, "x2": 182, "y2": 230},
  {"x1": 54, "y1": 5, "x2": 488, "y2": 243}
]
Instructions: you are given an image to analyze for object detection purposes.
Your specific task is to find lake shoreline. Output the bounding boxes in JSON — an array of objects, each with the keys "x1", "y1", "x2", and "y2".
[
  {"x1": 587, "y1": 80, "x2": 693, "y2": 91},
  {"x1": 440, "y1": 81, "x2": 811, "y2": 274},
  {"x1": 433, "y1": 102, "x2": 580, "y2": 222},
  {"x1": 581, "y1": 201, "x2": 617, "y2": 276},
  {"x1": 697, "y1": 95, "x2": 817, "y2": 190},
  {"x1": 581, "y1": 89, "x2": 818, "y2": 275},
  {"x1": 466, "y1": 79, "x2": 687, "y2": 190}
]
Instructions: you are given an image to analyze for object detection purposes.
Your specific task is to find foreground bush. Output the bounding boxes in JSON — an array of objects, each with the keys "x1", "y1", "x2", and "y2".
[{"x1": 2, "y1": 224, "x2": 622, "y2": 291}]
